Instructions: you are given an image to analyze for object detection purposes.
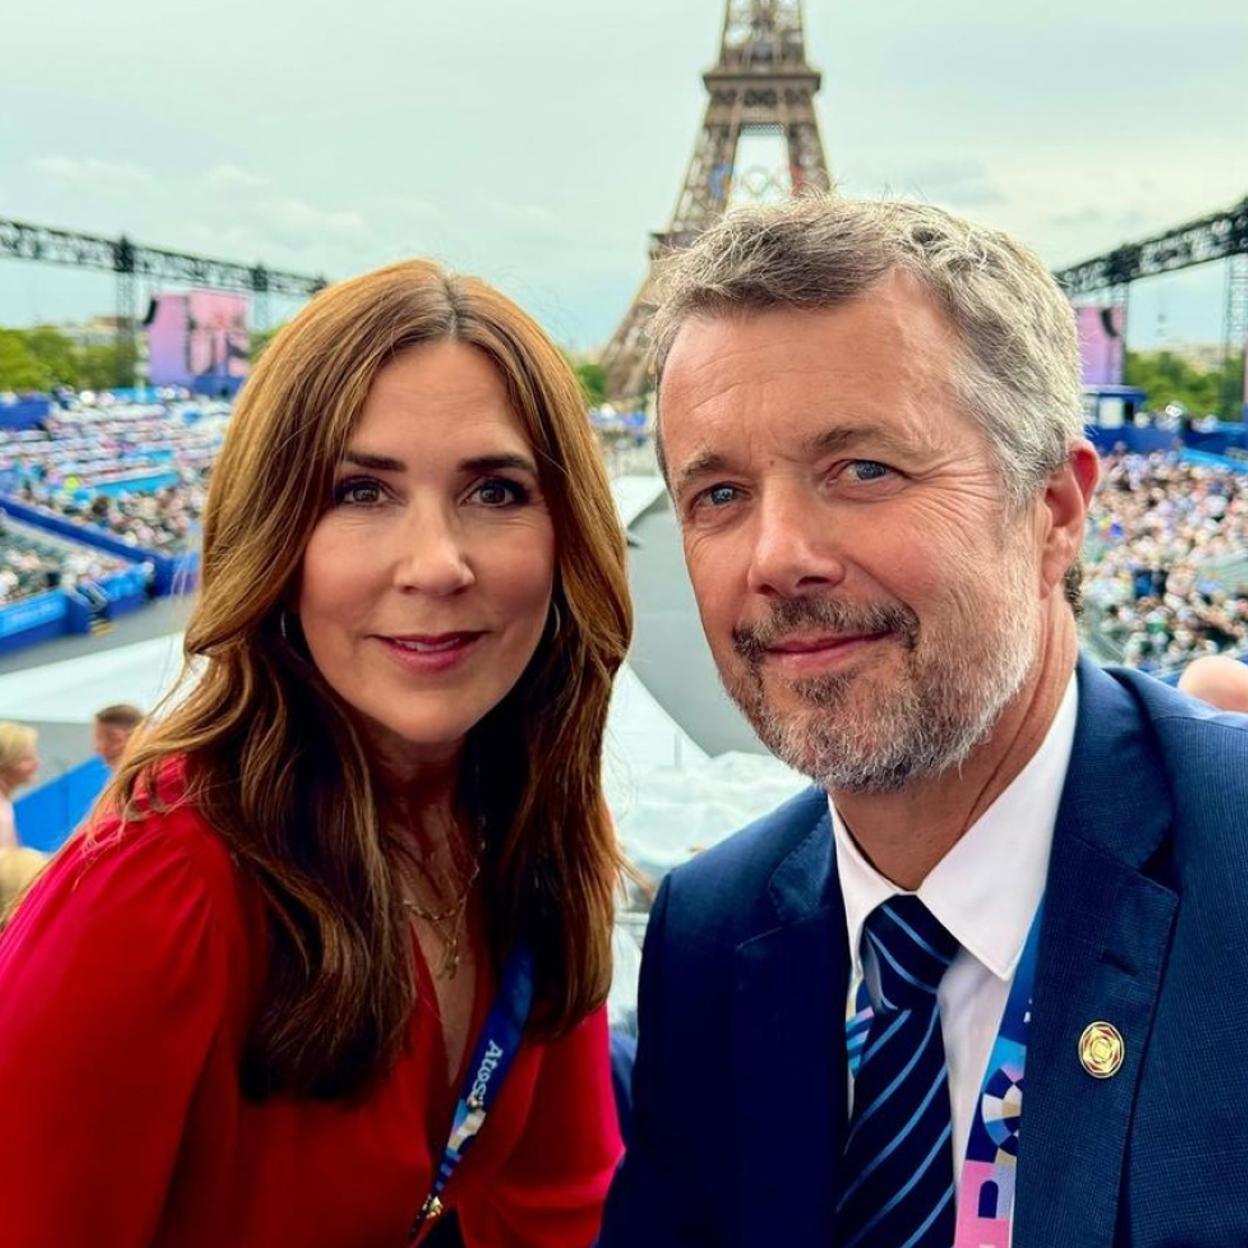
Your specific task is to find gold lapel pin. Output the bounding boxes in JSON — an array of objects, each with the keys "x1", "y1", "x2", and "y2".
[{"x1": 1079, "y1": 1021, "x2": 1125, "y2": 1079}]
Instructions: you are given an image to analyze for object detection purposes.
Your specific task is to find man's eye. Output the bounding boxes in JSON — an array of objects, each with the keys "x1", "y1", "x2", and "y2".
[
  {"x1": 702, "y1": 484, "x2": 740, "y2": 507},
  {"x1": 847, "y1": 460, "x2": 892, "y2": 482}
]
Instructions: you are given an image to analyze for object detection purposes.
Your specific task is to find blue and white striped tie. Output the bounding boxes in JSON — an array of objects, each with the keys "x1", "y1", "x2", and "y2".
[{"x1": 836, "y1": 896, "x2": 959, "y2": 1248}]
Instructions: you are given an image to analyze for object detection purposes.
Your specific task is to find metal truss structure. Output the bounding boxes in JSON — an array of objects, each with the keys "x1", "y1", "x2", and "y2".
[
  {"x1": 1056, "y1": 196, "x2": 1248, "y2": 417},
  {"x1": 1055, "y1": 197, "x2": 1248, "y2": 295},
  {"x1": 602, "y1": 0, "x2": 832, "y2": 403},
  {"x1": 0, "y1": 216, "x2": 327, "y2": 383}
]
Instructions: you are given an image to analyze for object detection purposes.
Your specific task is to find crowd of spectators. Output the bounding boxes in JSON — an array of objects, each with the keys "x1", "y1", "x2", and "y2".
[
  {"x1": 0, "y1": 515, "x2": 131, "y2": 606},
  {"x1": 30, "y1": 480, "x2": 209, "y2": 554},
  {"x1": 1, "y1": 397, "x2": 222, "y2": 554},
  {"x1": 1083, "y1": 451, "x2": 1248, "y2": 673}
]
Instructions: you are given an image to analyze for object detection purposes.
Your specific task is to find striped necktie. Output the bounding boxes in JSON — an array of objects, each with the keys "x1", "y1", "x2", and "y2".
[{"x1": 836, "y1": 896, "x2": 959, "y2": 1248}]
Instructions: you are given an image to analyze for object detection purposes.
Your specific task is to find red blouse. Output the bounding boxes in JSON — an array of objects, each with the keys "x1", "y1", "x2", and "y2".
[{"x1": 0, "y1": 794, "x2": 622, "y2": 1247}]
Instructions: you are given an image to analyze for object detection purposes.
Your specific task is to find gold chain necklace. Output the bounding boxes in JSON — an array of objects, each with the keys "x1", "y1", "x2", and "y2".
[{"x1": 402, "y1": 838, "x2": 484, "y2": 981}]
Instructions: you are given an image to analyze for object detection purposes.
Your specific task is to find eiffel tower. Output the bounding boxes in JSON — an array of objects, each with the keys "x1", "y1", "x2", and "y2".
[{"x1": 601, "y1": 0, "x2": 833, "y2": 404}]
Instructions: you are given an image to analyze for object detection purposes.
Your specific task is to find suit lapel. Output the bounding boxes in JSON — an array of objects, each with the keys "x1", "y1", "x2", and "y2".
[
  {"x1": 1014, "y1": 659, "x2": 1179, "y2": 1248},
  {"x1": 732, "y1": 809, "x2": 848, "y2": 1247}
]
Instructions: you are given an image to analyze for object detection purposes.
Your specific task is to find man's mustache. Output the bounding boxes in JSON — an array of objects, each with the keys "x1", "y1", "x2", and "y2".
[{"x1": 732, "y1": 597, "x2": 919, "y2": 665}]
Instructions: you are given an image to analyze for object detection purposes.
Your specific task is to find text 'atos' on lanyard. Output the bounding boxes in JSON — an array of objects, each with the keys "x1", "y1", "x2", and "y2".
[{"x1": 409, "y1": 943, "x2": 536, "y2": 1242}]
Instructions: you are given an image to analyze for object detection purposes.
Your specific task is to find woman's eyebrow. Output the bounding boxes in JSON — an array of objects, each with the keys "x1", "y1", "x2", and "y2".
[
  {"x1": 339, "y1": 451, "x2": 539, "y2": 475},
  {"x1": 459, "y1": 453, "x2": 538, "y2": 476},
  {"x1": 341, "y1": 451, "x2": 405, "y2": 472}
]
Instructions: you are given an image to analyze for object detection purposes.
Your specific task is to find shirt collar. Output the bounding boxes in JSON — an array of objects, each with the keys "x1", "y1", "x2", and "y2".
[{"x1": 832, "y1": 673, "x2": 1079, "y2": 984}]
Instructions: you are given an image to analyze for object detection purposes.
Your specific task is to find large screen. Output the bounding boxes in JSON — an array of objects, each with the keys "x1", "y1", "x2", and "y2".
[
  {"x1": 146, "y1": 290, "x2": 250, "y2": 387},
  {"x1": 1076, "y1": 304, "x2": 1126, "y2": 386}
]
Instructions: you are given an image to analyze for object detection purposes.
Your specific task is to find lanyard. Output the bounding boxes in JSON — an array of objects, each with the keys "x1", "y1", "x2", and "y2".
[
  {"x1": 845, "y1": 902, "x2": 1043, "y2": 1248},
  {"x1": 409, "y1": 943, "x2": 536, "y2": 1242}
]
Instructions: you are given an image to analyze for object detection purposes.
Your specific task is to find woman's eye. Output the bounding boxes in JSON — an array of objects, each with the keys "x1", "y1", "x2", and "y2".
[
  {"x1": 472, "y1": 477, "x2": 530, "y2": 507},
  {"x1": 334, "y1": 478, "x2": 383, "y2": 506}
]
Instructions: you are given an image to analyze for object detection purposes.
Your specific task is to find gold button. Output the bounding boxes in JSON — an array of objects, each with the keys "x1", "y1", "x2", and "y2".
[{"x1": 1079, "y1": 1021, "x2": 1125, "y2": 1078}]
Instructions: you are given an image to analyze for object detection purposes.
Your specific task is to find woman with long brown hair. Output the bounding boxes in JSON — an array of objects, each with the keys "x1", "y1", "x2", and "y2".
[{"x1": 0, "y1": 261, "x2": 632, "y2": 1247}]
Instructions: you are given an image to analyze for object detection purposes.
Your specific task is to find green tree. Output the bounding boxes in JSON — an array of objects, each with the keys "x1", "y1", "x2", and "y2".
[
  {"x1": 250, "y1": 325, "x2": 283, "y2": 363},
  {"x1": 1123, "y1": 349, "x2": 1241, "y2": 418},
  {"x1": 0, "y1": 329, "x2": 51, "y2": 390},
  {"x1": 77, "y1": 342, "x2": 135, "y2": 390},
  {"x1": 1219, "y1": 351, "x2": 1246, "y2": 419},
  {"x1": 575, "y1": 361, "x2": 608, "y2": 407},
  {"x1": 19, "y1": 326, "x2": 81, "y2": 389}
]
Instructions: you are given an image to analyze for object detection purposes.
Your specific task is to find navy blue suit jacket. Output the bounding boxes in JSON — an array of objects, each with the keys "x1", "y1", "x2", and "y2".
[{"x1": 600, "y1": 658, "x2": 1248, "y2": 1247}]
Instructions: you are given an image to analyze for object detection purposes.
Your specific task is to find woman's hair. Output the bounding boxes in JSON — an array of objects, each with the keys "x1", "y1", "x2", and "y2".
[
  {"x1": 0, "y1": 723, "x2": 37, "y2": 777},
  {"x1": 103, "y1": 260, "x2": 632, "y2": 1100}
]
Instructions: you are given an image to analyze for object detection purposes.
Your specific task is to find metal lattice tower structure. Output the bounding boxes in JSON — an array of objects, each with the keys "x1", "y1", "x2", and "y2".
[
  {"x1": 1, "y1": 217, "x2": 327, "y2": 385},
  {"x1": 601, "y1": 0, "x2": 832, "y2": 404}
]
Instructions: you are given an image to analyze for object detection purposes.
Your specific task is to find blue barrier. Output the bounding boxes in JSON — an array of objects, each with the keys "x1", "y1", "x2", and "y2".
[
  {"x1": 0, "y1": 589, "x2": 65, "y2": 640},
  {"x1": 14, "y1": 756, "x2": 110, "y2": 853},
  {"x1": 0, "y1": 591, "x2": 68, "y2": 655},
  {"x1": 0, "y1": 397, "x2": 52, "y2": 429},
  {"x1": 98, "y1": 565, "x2": 151, "y2": 616},
  {"x1": 1180, "y1": 448, "x2": 1248, "y2": 475},
  {"x1": 1087, "y1": 426, "x2": 1180, "y2": 455},
  {"x1": 84, "y1": 471, "x2": 180, "y2": 499},
  {"x1": 1185, "y1": 425, "x2": 1248, "y2": 456},
  {"x1": 63, "y1": 590, "x2": 93, "y2": 634}
]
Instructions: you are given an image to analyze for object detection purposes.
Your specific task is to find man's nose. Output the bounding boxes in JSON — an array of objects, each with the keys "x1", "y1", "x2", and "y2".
[{"x1": 745, "y1": 485, "x2": 847, "y2": 599}]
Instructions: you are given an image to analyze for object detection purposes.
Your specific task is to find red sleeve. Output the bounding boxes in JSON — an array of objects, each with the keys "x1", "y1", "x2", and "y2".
[
  {"x1": 0, "y1": 813, "x2": 240, "y2": 1248},
  {"x1": 458, "y1": 1006, "x2": 624, "y2": 1248}
]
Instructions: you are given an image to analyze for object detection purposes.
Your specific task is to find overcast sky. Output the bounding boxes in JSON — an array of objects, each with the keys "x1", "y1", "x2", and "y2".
[{"x1": 2, "y1": 0, "x2": 1245, "y2": 350}]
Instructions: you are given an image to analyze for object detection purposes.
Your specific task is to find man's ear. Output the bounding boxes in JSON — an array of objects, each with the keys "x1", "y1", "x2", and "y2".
[{"x1": 1038, "y1": 440, "x2": 1099, "y2": 599}]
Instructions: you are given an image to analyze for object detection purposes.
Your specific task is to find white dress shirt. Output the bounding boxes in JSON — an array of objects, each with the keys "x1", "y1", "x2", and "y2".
[{"x1": 832, "y1": 674, "x2": 1078, "y2": 1185}]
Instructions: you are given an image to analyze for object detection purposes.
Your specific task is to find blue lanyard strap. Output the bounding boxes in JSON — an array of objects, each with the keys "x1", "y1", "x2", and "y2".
[{"x1": 409, "y1": 943, "x2": 536, "y2": 1241}]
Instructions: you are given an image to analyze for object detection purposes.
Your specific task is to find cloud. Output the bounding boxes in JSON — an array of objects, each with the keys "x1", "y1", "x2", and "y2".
[
  {"x1": 484, "y1": 198, "x2": 561, "y2": 234},
  {"x1": 203, "y1": 163, "x2": 269, "y2": 191},
  {"x1": 256, "y1": 196, "x2": 367, "y2": 241},
  {"x1": 902, "y1": 157, "x2": 1009, "y2": 207},
  {"x1": 1047, "y1": 206, "x2": 1149, "y2": 234},
  {"x1": 30, "y1": 156, "x2": 155, "y2": 189}
]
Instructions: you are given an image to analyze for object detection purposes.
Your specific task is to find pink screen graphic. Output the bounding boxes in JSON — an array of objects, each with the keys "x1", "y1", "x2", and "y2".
[
  {"x1": 1076, "y1": 305, "x2": 1126, "y2": 387},
  {"x1": 147, "y1": 291, "x2": 250, "y2": 386}
]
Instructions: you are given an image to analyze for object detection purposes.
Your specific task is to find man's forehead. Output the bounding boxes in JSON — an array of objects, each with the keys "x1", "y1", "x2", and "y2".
[{"x1": 661, "y1": 356, "x2": 951, "y2": 464}]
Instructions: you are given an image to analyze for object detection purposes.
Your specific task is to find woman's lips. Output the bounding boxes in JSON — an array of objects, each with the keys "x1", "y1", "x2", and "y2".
[{"x1": 375, "y1": 632, "x2": 485, "y2": 674}]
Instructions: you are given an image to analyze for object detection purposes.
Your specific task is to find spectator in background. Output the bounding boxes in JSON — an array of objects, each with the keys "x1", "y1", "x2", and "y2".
[
  {"x1": 1178, "y1": 654, "x2": 1248, "y2": 713},
  {"x1": 0, "y1": 723, "x2": 39, "y2": 849},
  {"x1": 92, "y1": 703, "x2": 145, "y2": 770},
  {"x1": 0, "y1": 846, "x2": 46, "y2": 927}
]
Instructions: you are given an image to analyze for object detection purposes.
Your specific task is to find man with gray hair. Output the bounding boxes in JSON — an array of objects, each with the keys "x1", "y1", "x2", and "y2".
[{"x1": 600, "y1": 197, "x2": 1248, "y2": 1247}]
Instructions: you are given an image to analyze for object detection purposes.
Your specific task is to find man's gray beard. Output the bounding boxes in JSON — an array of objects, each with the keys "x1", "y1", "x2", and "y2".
[{"x1": 725, "y1": 558, "x2": 1041, "y2": 794}]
